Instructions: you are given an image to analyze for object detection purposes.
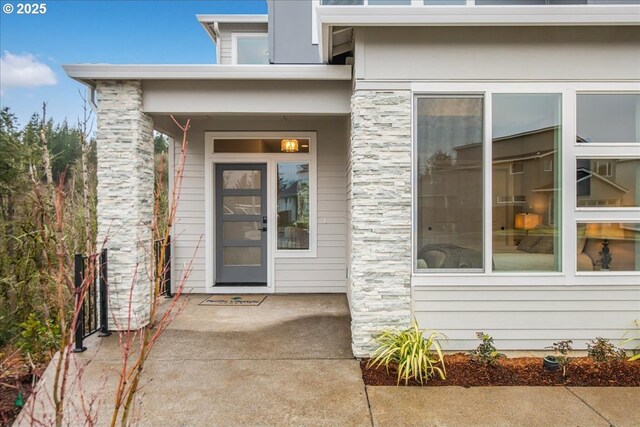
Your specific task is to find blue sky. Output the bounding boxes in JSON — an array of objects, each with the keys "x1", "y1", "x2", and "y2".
[{"x1": 0, "y1": 0, "x2": 267, "y2": 127}]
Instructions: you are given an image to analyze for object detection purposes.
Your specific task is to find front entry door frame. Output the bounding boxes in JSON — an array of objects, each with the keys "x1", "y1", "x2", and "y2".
[
  {"x1": 204, "y1": 131, "x2": 317, "y2": 294},
  {"x1": 215, "y1": 163, "x2": 268, "y2": 284}
]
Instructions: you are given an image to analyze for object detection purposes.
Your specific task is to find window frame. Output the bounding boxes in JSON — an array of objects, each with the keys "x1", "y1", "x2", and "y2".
[
  {"x1": 595, "y1": 160, "x2": 612, "y2": 177},
  {"x1": 231, "y1": 32, "x2": 269, "y2": 65},
  {"x1": 509, "y1": 162, "x2": 524, "y2": 174},
  {"x1": 414, "y1": 94, "x2": 486, "y2": 274},
  {"x1": 411, "y1": 82, "x2": 639, "y2": 287},
  {"x1": 276, "y1": 160, "x2": 312, "y2": 251}
]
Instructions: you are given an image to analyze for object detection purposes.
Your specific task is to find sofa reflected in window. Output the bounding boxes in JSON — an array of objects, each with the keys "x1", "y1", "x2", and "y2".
[{"x1": 492, "y1": 225, "x2": 572, "y2": 271}]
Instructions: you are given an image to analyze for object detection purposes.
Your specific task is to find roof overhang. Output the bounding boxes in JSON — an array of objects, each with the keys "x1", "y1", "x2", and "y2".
[
  {"x1": 196, "y1": 14, "x2": 268, "y2": 45},
  {"x1": 316, "y1": 5, "x2": 640, "y2": 62},
  {"x1": 62, "y1": 64, "x2": 353, "y2": 87},
  {"x1": 196, "y1": 14, "x2": 268, "y2": 24}
]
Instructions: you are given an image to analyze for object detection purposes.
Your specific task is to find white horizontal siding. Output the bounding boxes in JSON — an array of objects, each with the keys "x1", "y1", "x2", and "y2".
[
  {"x1": 413, "y1": 285, "x2": 640, "y2": 351},
  {"x1": 275, "y1": 121, "x2": 347, "y2": 293},
  {"x1": 171, "y1": 116, "x2": 348, "y2": 294}
]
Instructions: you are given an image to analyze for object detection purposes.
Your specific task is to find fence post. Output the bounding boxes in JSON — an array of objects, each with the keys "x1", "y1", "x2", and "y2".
[
  {"x1": 165, "y1": 235, "x2": 173, "y2": 298},
  {"x1": 73, "y1": 254, "x2": 87, "y2": 353},
  {"x1": 98, "y1": 249, "x2": 111, "y2": 337}
]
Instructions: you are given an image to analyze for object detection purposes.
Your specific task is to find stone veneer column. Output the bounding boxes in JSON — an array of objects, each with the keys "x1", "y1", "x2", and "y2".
[
  {"x1": 96, "y1": 80, "x2": 154, "y2": 330},
  {"x1": 349, "y1": 90, "x2": 413, "y2": 357}
]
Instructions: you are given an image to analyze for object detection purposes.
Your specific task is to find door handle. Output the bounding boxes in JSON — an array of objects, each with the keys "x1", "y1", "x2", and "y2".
[{"x1": 262, "y1": 216, "x2": 267, "y2": 232}]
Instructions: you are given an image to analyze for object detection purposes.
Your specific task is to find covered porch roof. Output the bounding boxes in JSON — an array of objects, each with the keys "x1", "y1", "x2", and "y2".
[
  {"x1": 62, "y1": 64, "x2": 353, "y2": 116},
  {"x1": 62, "y1": 64, "x2": 352, "y2": 86}
]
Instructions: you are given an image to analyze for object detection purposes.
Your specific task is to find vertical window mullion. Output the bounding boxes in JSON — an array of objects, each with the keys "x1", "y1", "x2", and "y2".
[
  {"x1": 484, "y1": 91, "x2": 493, "y2": 273},
  {"x1": 564, "y1": 89, "x2": 577, "y2": 277}
]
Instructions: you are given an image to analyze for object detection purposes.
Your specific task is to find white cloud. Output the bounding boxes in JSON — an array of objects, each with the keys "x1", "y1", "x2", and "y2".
[{"x1": 0, "y1": 51, "x2": 57, "y2": 91}]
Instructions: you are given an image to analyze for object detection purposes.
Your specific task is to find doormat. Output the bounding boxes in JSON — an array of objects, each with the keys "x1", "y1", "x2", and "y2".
[{"x1": 199, "y1": 295, "x2": 267, "y2": 306}]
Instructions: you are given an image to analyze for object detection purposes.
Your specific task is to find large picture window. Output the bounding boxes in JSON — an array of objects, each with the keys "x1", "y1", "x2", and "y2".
[
  {"x1": 413, "y1": 87, "x2": 639, "y2": 284},
  {"x1": 414, "y1": 89, "x2": 640, "y2": 283},
  {"x1": 492, "y1": 94, "x2": 561, "y2": 272},
  {"x1": 575, "y1": 93, "x2": 640, "y2": 274},
  {"x1": 416, "y1": 96, "x2": 484, "y2": 270}
]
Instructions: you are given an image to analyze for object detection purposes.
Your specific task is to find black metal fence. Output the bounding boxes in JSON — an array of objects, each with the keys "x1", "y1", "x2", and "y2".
[
  {"x1": 73, "y1": 237, "x2": 172, "y2": 351},
  {"x1": 154, "y1": 236, "x2": 172, "y2": 298},
  {"x1": 73, "y1": 249, "x2": 110, "y2": 353}
]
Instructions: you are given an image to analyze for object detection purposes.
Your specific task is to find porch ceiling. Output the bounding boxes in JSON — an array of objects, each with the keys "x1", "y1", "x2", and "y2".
[{"x1": 151, "y1": 113, "x2": 349, "y2": 138}]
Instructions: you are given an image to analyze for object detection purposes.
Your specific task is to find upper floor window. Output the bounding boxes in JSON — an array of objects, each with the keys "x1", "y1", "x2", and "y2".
[
  {"x1": 424, "y1": 0, "x2": 466, "y2": 4},
  {"x1": 322, "y1": 0, "x2": 364, "y2": 4},
  {"x1": 232, "y1": 33, "x2": 269, "y2": 65},
  {"x1": 477, "y1": 0, "x2": 639, "y2": 4},
  {"x1": 322, "y1": 0, "x2": 638, "y2": 4},
  {"x1": 321, "y1": 0, "x2": 411, "y2": 4},
  {"x1": 596, "y1": 160, "x2": 613, "y2": 177}
]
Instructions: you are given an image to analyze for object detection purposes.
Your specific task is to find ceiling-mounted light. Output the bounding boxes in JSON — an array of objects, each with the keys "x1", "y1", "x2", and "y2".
[{"x1": 281, "y1": 138, "x2": 299, "y2": 153}]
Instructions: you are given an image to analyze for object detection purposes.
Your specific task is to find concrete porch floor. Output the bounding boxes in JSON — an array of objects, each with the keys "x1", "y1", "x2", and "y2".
[{"x1": 16, "y1": 294, "x2": 640, "y2": 427}]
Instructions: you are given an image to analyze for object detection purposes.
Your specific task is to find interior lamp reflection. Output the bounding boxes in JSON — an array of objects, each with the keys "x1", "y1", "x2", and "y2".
[
  {"x1": 514, "y1": 213, "x2": 541, "y2": 233},
  {"x1": 280, "y1": 139, "x2": 299, "y2": 153},
  {"x1": 585, "y1": 223, "x2": 624, "y2": 270}
]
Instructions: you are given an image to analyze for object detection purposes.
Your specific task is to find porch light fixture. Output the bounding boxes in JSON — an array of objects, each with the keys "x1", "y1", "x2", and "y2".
[{"x1": 280, "y1": 139, "x2": 299, "y2": 153}]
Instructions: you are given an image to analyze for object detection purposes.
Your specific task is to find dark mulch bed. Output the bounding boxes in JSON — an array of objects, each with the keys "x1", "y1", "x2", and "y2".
[{"x1": 361, "y1": 353, "x2": 640, "y2": 387}]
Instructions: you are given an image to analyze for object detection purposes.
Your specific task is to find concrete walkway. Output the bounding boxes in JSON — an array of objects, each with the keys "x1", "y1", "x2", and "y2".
[{"x1": 15, "y1": 294, "x2": 640, "y2": 426}]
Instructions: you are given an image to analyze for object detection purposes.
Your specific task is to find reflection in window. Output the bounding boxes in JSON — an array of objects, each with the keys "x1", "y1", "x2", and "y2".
[
  {"x1": 577, "y1": 94, "x2": 640, "y2": 143},
  {"x1": 222, "y1": 170, "x2": 261, "y2": 189},
  {"x1": 277, "y1": 163, "x2": 310, "y2": 250},
  {"x1": 321, "y1": 0, "x2": 364, "y2": 4},
  {"x1": 492, "y1": 94, "x2": 561, "y2": 272},
  {"x1": 416, "y1": 97, "x2": 484, "y2": 270},
  {"x1": 235, "y1": 34, "x2": 269, "y2": 64},
  {"x1": 424, "y1": 0, "x2": 466, "y2": 4},
  {"x1": 224, "y1": 247, "x2": 261, "y2": 266},
  {"x1": 577, "y1": 158, "x2": 639, "y2": 207},
  {"x1": 578, "y1": 223, "x2": 640, "y2": 272},
  {"x1": 369, "y1": 0, "x2": 411, "y2": 4},
  {"x1": 325, "y1": 0, "x2": 640, "y2": 3}
]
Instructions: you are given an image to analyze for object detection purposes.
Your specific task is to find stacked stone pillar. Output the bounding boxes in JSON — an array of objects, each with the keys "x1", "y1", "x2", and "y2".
[
  {"x1": 348, "y1": 90, "x2": 413, "y2": 357},
  {"x1": 96, "y1": 80, "x2": 154, "y2": 330}
]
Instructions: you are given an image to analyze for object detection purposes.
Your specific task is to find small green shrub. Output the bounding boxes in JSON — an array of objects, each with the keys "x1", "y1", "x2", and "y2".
[
  {"x1": 17, "y1": 313, "x2": 60, "y2": 363},
  {"x1": 546, "y1": 340, "x2": 573, "y2": 377},
  {"x1": 469, "y1": 332, "x2": 504, "y2": 366},
  {"x1": 587, "y1": 337, "x2": 626, "y2": 363},
  {"x1": 622, "y1": 320, "x2": 640, "y2": 362},
  {"x1": 368, "y1": 319, "x2": 446, "y2": 385}
]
